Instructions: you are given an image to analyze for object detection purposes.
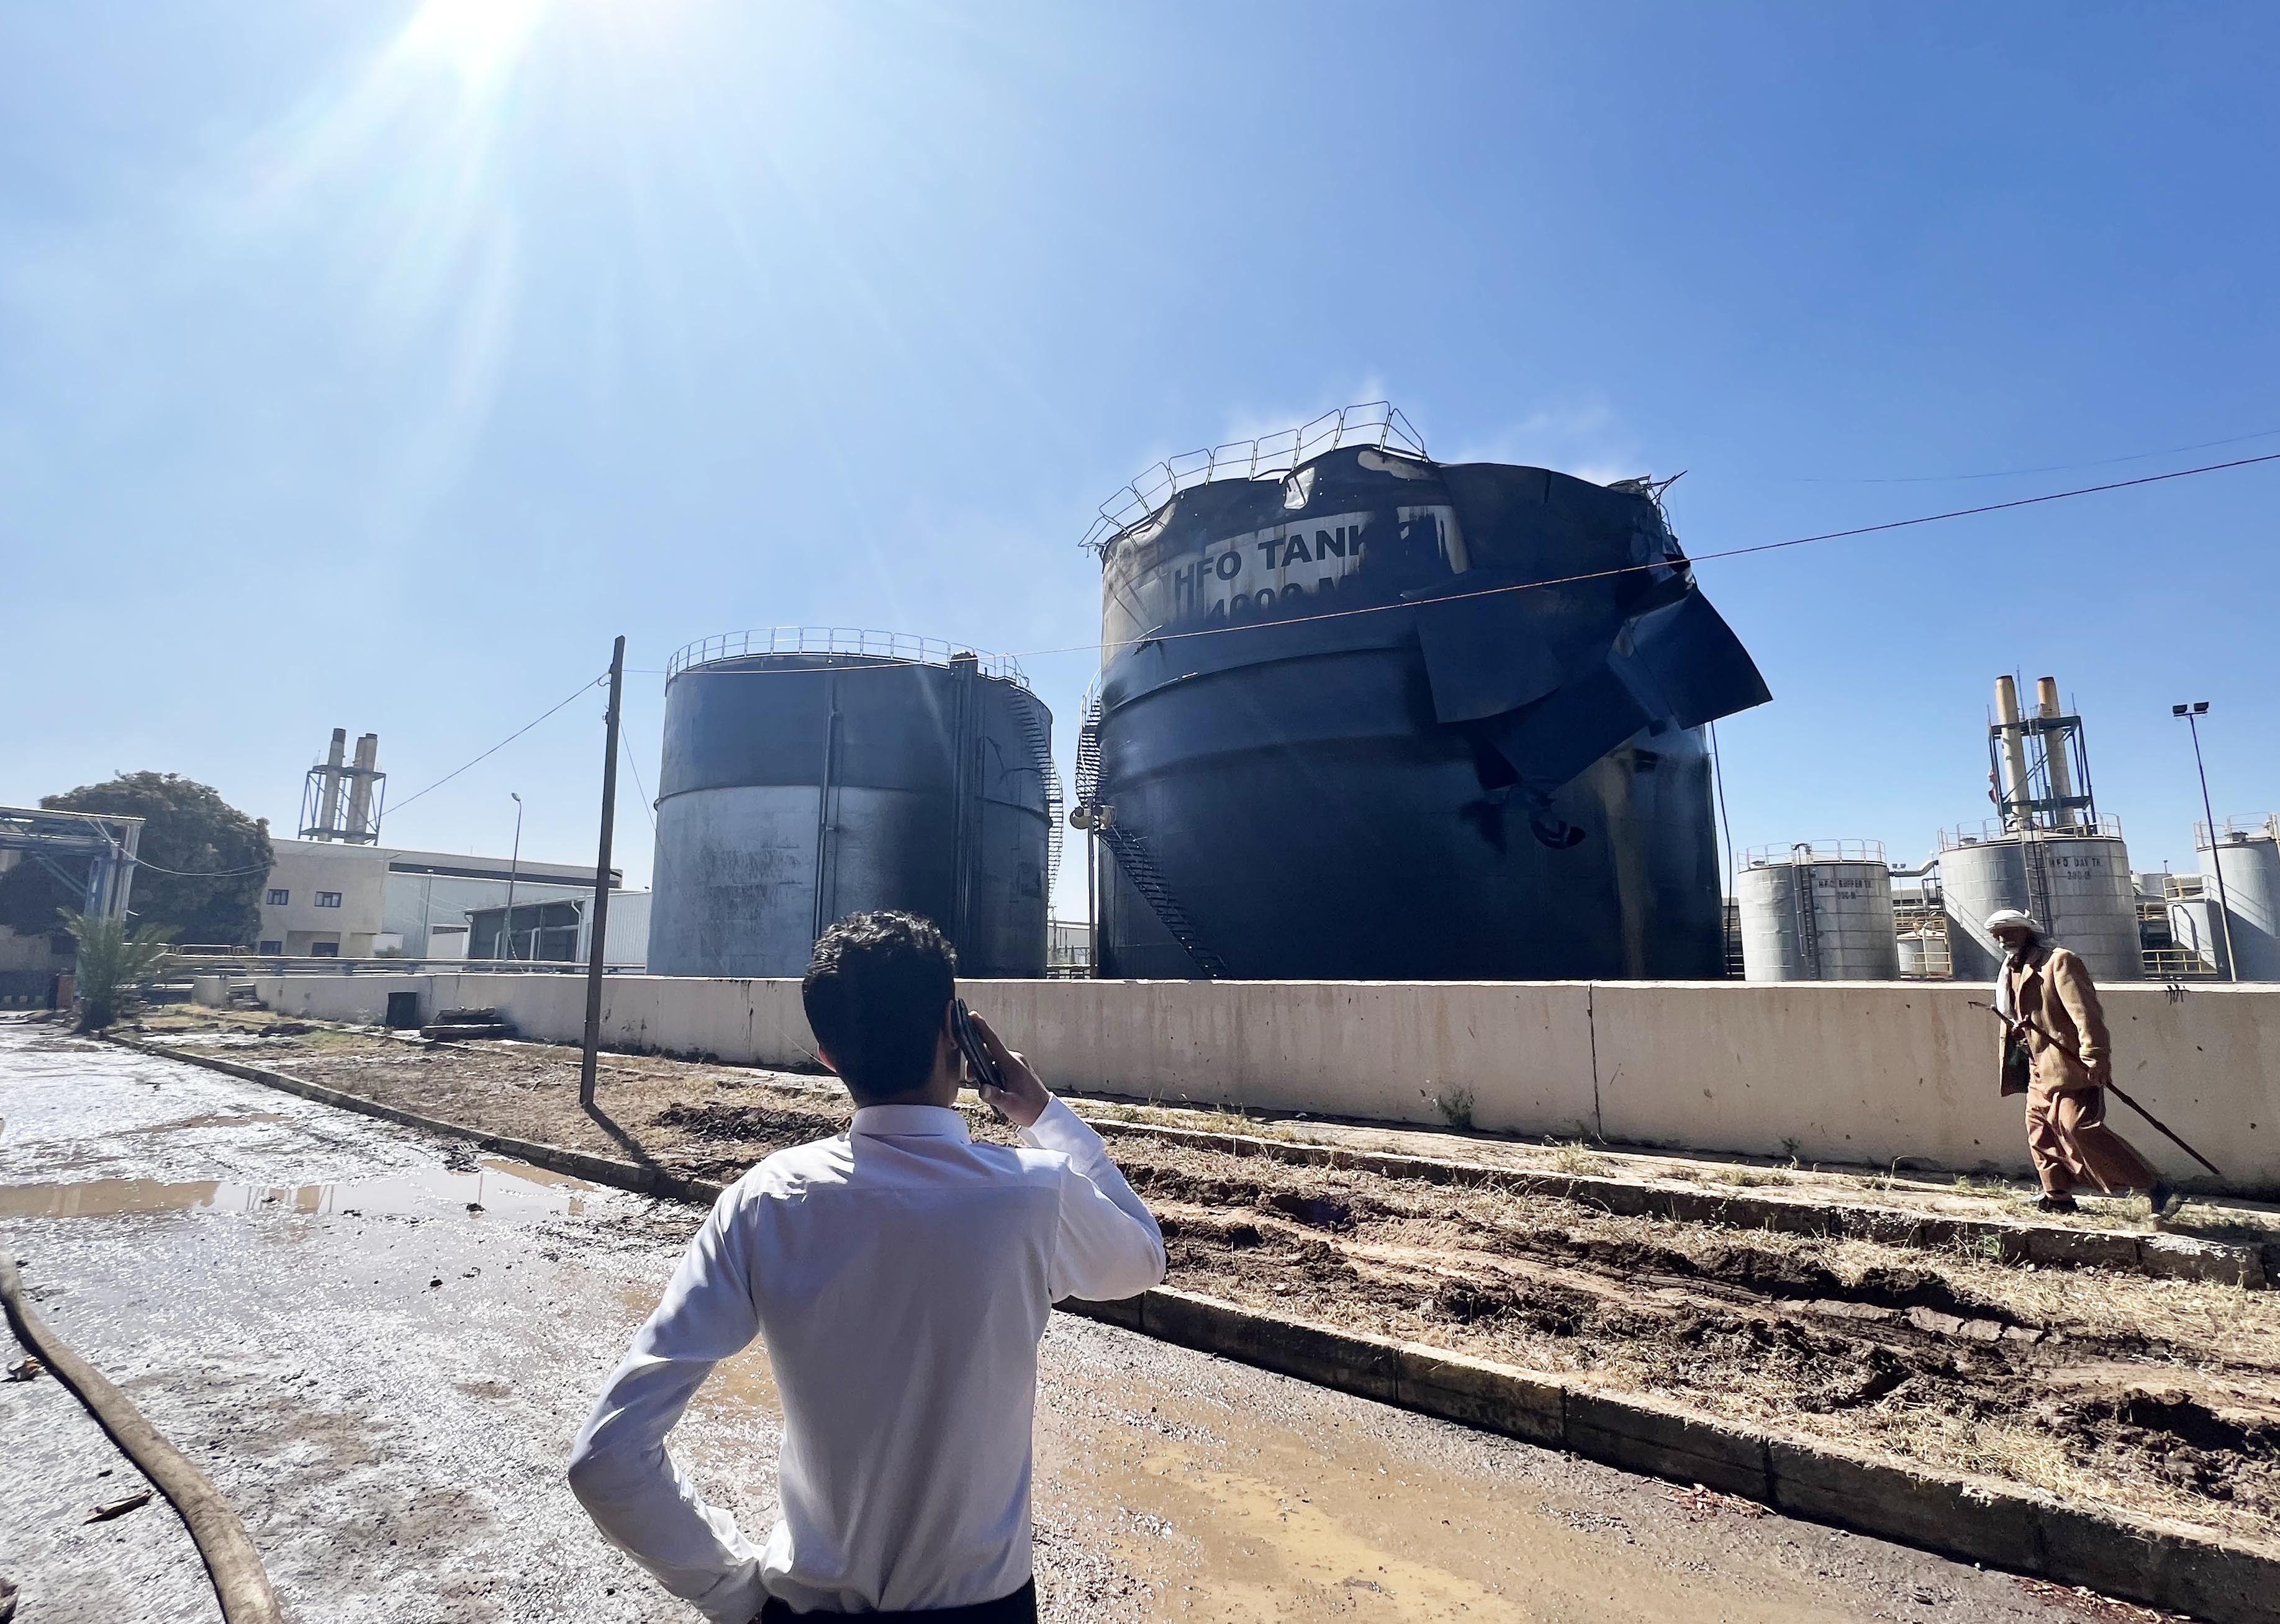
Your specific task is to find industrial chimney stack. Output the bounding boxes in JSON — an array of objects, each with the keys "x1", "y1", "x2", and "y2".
[
  {"x1": 1938, "y1": 672, "x2": 2140, "y2": 985},
  {"x1": 300, "y1": 728, "x2": 387, "y2": 844},
  {"x1": 344, "y1": 733, "x2": 381, "y2": 841}
]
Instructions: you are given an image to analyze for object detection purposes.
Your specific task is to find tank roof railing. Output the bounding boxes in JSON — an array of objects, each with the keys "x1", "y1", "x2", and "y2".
[
  {"x1": 666, "y1": 628, "x2": 1029, "y2": 687},
  {"x1": 1081, "y1": 402, "x2": 1427, "y2": 556},
  {"x1": 1741, "y1": 839, "x2": 1887, "y2": 868},
  {"x1": 1938, "y1": 814, "x2": 2124, "y2": 851},
  {"x1": 2196, "y1": 814, "x2": 2280, "y2": 846}
]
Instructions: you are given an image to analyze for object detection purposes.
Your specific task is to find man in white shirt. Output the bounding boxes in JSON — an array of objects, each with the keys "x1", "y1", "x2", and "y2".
[{"x1": 568, "y1": 911, "x2": 1166, "y2": 1622}]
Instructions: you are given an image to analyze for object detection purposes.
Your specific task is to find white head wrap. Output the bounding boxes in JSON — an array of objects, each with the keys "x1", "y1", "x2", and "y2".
[{"x1": 1984, "y1": 909, "x2": 2043, "y2": 1017}]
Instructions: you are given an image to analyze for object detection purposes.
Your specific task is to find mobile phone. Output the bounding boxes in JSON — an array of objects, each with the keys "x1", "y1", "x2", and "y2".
[{"x1": 951, "y1": 999, "x2": 1002, "y2": 1091}]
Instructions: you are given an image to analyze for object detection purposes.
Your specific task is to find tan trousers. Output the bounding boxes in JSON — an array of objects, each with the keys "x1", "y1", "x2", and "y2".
[{"x1": 2025, "y1": 1087, "x2": 2156, "y2": 1196}]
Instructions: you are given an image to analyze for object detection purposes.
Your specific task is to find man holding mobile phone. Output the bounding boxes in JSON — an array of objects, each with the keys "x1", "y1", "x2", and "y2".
[{"x1": 568, "y1": 911, "x2": 1165, "y2": 1622}]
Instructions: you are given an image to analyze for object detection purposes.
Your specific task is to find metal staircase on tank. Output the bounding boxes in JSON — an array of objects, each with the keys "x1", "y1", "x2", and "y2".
[
  {"x1": 1007, "y1": 688, "x2": 1065, "y2": 892},
  {"x1": 1075, "y1": 696, "x2": 1228, "y2": 978}
]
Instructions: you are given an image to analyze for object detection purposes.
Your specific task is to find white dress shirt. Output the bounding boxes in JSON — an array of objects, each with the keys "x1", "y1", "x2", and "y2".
[{"x1": 568, "y1": 1096, "x2": 1165, "y2": 1622}]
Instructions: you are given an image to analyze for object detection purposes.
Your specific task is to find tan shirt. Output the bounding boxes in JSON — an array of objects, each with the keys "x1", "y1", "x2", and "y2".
[{"x1": 1997, "y1": 942, "x2": 2110, "y2": 1096}]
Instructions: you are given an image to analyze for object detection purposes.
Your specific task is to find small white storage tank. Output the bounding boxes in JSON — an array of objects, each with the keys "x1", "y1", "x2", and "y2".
[
  {"x1": 1737, "y1": 842, "x2": 1901, "y2": 981},
  {"x1": 2199, "y1": 816, "x2": 2280, "y2": 981},
  {"x1": 1940, "y1": 821, "x2": 2142, "y2": 983},
  {"x1": 2166, "y1": 896, "x2": 2227, "y2": 975},
  {"x1": 1897, "y1": 927, "x2": 1950, "y2": 978}
]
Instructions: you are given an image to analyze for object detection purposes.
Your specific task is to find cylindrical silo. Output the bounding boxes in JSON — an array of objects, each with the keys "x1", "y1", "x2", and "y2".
[
  {"x1": 1938, "y1": 825, "x2": 2142, "y2": 983},
  {"x1": 647, "y1": 632, "x2": 1056, "y2": 980},
  {"x1": 1735, "y1": 843, "x2": 1900, "y2": 981},
  {"x1": 2198, "y1": 816, "x2": 2280, "y2": 980},
  {"x1": 1082, "y1": 423, "x2": 1772, "y2": 980}
]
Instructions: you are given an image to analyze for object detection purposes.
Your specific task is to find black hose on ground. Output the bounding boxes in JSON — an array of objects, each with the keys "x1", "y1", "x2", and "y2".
[{"x1": 0, "y1": 1256, "x2": 283, "y2": 1624}]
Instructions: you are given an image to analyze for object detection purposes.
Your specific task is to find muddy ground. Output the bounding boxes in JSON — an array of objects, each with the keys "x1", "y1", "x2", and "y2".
[
  {"x1": 126, "y1": 1010, "x2": 2280, "y2": 1550},
  {"x1": 6, "y1": 1022, "x2": 2153, "y2": 1624}
]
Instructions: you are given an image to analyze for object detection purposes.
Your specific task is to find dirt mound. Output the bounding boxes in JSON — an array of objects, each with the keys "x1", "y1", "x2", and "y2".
[
  {"x1": 2068, "y1": 1390, "x2": 2280, "y2": 1459},
  {"x1": 1265, "y1": 1192, "x2": 1357, "y2": 1232},
  {"x1": 1491, "y1": 1228, "x2": 2017, "y2": 1325},
  {"x1": 650, "y1": 1101, "x2": 846, "y2": 1146},
  {"x1": 2047, "y1": 1390, "x2": 2280, "y2": 1514}
]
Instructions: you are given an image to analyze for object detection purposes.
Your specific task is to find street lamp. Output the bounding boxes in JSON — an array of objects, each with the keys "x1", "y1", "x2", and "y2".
[
  {"x1": 504, "y1": 793, "x2": 523, "y2": 963},
  {"x1": 2171, "y1": 703, "x2": 2239, "y2": 981}
]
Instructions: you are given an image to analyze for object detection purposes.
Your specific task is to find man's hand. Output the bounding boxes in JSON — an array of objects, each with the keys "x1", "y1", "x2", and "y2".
[{"x1": 966, "y1": 1009, "x2": 1049, "y2": 1129}]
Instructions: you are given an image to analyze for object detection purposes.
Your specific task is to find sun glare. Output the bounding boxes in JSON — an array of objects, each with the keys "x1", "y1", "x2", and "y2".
[{"x1": 397, "y1": 0, "x2": 549, "y2": 91}]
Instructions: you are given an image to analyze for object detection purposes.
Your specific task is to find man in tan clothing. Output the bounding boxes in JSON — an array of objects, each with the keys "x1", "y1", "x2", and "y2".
[{"x1": 1988, "y1": 908, "x2": 2176, "y2": 1217}]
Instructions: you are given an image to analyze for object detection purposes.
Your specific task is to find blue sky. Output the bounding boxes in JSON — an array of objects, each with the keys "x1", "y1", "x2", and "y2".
[{"x1": 4, "y1": 1, "x2": 2275, "y2": 911}]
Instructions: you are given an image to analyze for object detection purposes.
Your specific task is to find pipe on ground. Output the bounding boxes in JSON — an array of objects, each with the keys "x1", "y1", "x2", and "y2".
[{"x1": 0, "y1": 1256, "x2": 283, "y2": 1624}]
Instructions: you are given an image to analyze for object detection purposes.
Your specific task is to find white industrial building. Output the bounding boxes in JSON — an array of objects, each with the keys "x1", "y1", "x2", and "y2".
[
  {"x1": 254, "y1": 837, "x2": 626, "y2": 961},
  {"x1": 248, "y1": 726, "x2": 638, "y2": 963}
]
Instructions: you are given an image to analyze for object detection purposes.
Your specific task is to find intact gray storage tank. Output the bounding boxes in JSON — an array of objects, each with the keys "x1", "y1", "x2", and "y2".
[
  {"x1": 647, "y1": 630, "x2": 1057, "y2": 980},
  {"x1": 1078, "y1": 407, "x2": 1771, "y2": 980},
  {"x1": 2199, "y1": 816, "x2": 2280, "y2": 980},
  {"x1": 1736, "y1": 842, "x2": 1900, "y2": 981},
  {"x1": 1938, "y1": 823, "x2": 2142, "y2": 983}
]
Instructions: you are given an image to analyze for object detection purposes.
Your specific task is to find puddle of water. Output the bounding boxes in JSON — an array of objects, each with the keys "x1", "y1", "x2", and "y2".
[
  {"x1": 1114, "y1": 1443, "x2": 1516, "y2": 1622},
  {"x1": 0, "y1": 1157, "x2": 594, "y2": 1222}
]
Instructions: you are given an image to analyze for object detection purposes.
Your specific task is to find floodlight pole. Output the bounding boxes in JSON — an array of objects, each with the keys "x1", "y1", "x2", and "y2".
[
  {"x1": 503, "y1": 793, "x2": 522, "y2": 962},
  {"x1": 2175, "y1": 703, "x2": 2240, "y2": 982},
  {"x1": 581, "y1": 638, "x2": 625, "y2": 1110}
]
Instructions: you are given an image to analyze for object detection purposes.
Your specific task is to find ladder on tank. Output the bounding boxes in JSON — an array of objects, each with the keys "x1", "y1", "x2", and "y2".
[
  {"x1": 1789, "y1": 847, "x2": 1824, "y2": 980},
  {"x1": 1076, "y1": 697, "x2": 1229, "y2": 978}
]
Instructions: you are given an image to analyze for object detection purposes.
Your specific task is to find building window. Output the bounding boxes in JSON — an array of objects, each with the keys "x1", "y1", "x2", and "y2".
[
  {"x1": 310, "y1": 941, "x2": 340, "y2": 958},
  {"x1": 315, "y1": 891, "x2": 343, "y2": 908},
  {"x1": 266, "y1": 888, "x2": 290, "y2": 906},
  {"x1": 258, "y1": 941, "x2": 284, "y2": 955}
]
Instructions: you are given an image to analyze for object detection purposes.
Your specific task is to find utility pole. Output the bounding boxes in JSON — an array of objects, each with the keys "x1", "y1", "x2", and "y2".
[
  {"x1": 581, "y1": 638, "x2": 625, "y2": 1110},
  {"x1": 2173, "y1": 701, "x2": 2240, "y2": 982}
]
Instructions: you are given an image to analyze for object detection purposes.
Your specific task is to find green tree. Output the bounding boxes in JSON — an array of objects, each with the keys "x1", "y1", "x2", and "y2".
[
  {"x1": 63, "y1": 911, "x2": 174, "y2": 1032},
  {"x1": 0, "y1": 774, "x2": 273, "y2": 945}
]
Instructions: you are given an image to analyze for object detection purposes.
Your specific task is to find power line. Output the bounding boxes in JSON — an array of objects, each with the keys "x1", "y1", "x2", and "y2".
[
  {"x1": 636, "y1": 444, "x2": 2280, "y2": 674},
  {"x1": 317, "y1": 441, "x2": 2274, "y2": 876},
  {"x1": 386, "y1": 676, "x2": 607, "y2": 817},
  {"x1": 1076, "y1": 446, "x2": 2280, "y2": 660},
  {"x1": 114, "y1": 850, "x2": 273, "y2": 879},
  {"x1": 1767, "y1": 426, "x2": 2280, "y2": 485},
  {"x1": 620, "y1": 729, "x2": 657, "y2": 837}
]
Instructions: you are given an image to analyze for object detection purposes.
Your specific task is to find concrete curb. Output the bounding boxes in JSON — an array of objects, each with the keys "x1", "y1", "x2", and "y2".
[
  {"x1": 116, "y1": 1037, "x2": 2280, "y2": 1624},
  {"x1": 1098, "y1": 1119, "x2": 2274, "y2": 1291}
]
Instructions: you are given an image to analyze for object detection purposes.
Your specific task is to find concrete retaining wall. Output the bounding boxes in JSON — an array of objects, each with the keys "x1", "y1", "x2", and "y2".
[{"x1": 238, "y1": 973, "x2": 2280, "y2": 1194}]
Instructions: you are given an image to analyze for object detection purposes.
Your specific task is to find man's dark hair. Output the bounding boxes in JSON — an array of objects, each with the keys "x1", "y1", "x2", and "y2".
[{"x1": 801, "y1": 912, "x2": 958, "y2": 1104}]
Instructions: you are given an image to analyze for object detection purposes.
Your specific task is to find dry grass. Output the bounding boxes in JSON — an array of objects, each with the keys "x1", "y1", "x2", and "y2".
[
  {"x1": 1712, "y1": 1166, "x2": 1794, "y2": 1188},
  {"x1": 1545, "y1": 1140, "x2": 1616, "y2": 1178}
]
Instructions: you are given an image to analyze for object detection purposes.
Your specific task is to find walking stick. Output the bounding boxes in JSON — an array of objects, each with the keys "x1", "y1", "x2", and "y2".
[
  {"x1": 1967, "y1": 1002, "x2": 2222, "y2": 1178},
  {"x1": 2102, "y1": 1081, "x2": 2223, "y2": 1178}
]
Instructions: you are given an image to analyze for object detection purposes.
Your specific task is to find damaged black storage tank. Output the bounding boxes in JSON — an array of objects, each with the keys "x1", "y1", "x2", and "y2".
[
  {"x1": 1079, "y1": 407, "x2": 1771, "y2": 980},
  {"x1": 648, "y1": 630, "x2": 1059, "y2": 980}
]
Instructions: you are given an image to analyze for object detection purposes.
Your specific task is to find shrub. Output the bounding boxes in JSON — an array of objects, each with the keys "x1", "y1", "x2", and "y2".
[{"x1": 65, "y1": 911, "x2": 173, "y2": 1032}]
